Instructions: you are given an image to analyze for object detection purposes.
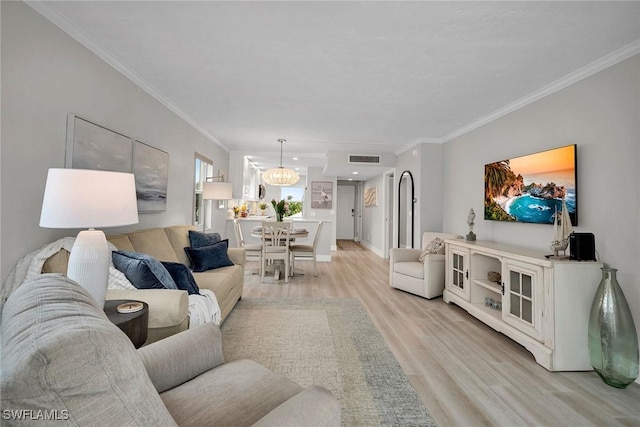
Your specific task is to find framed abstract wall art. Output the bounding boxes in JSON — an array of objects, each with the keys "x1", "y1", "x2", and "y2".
[
  {"x1": 364, "y1": 187, "x2": 377, "y2": 207},
  {"x1": 65, "y1": 114, "x2": 169, "y2": 213},
  {"x1": 134, "y1": 140, "x2": 169, "y2": 212},
  {"x1": 65, "y1": 115, "x2": 132, "y2": 173}
]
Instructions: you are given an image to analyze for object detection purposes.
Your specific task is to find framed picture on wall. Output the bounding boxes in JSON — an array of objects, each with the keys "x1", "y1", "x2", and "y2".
[
  {"x1": 364, "y1": 187, "x2": 377, "y2": 207},
  {"x1": 133, "y1": 140, "x2": 169, "y2": 212},
  {"x1": 65, "y1": 115, "x2": 133, "y2": 172},
  {"x1": 311, "y1": 181, "x2": 332, "y2": 209}
]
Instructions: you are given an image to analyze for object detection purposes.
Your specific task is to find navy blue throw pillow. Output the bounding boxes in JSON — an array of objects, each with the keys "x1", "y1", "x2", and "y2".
[
  {"x1": 184, "y1": 239, "x2": 234, "y2": 272},
  {"x1": 188, "y1": 230, "x2": 222, "y2": 248},
  {"x1": 112, "y1": 251, "x2": 178, "y2": 290},
  {"x1": 161, "y1": 261, "x2": 200, "y2": 295}
]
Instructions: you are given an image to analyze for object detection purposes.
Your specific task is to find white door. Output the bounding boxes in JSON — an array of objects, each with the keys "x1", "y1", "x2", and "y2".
[{"x1": 337, "y1": 185, "x2": 355, "y2": 239}]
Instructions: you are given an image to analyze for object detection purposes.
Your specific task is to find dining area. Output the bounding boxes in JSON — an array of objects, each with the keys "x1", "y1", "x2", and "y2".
[{"x1": 232, "y1": 218, "x2": 325, "y2": 283}]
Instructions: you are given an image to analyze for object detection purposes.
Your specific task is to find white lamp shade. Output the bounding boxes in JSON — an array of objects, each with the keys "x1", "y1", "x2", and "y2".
[
  {"x1": 203, "y1": 181, "x2": 232, "y2": 200},
  {"x1": 40, "y1": 168, "x2": 139, "y2": 228},
  {"x1": 262, "y1": 167, "x2": 300, "y2": 186}
]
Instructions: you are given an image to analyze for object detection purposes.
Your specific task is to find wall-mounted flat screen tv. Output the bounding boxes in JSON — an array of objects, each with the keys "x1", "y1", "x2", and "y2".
[{"x1": 484, "y1": 144, "x2": 577, "y2": 225}]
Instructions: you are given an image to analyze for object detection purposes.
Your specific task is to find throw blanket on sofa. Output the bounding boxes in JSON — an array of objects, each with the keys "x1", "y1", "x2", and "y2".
[{"x1": 1, "y1": 238, "x2": 221, "y2": 326}]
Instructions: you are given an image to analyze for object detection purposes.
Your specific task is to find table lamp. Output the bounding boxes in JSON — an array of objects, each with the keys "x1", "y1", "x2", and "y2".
[{"x1": 39, "y1": 168, "x2": 139, "y2": 307}]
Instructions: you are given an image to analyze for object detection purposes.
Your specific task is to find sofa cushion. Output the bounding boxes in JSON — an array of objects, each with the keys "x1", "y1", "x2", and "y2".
[
  {"x1": 42, "y1": 248, "x2": 70, "y2": 274},
  {"x1": 188, "y1": 230, "x2": 222, "y2": 248},
  {"x1": 164, "y1": 225, "x2": 195, "y2": 266},
  {"x1": 161, "y1": 359, "x2": 303, "y2": 427},
  {"x1": 126, "y1": 228, "x2": 180, "y2": 263},
  {"x1": 0, "y1": 275, "x2": 176, "y2": 426},
  {"x1": 162, "y1": 261, "x2": 200, "y2": 295},
  {"x1": 394, "y1": 261, "x2": 424, "y2": 279},
  {"x1": 107, "y1": 235, "x2": 136, "y2": 252},
  {"x1": 184, "y1": 240, "x2": 234, "y2": 272},
  {"x1": 193, "y1": 264, "x2": 243, "y2": 302},
  {"x1": 112, "y1": 251, "x2": 178, "y2": 290}
]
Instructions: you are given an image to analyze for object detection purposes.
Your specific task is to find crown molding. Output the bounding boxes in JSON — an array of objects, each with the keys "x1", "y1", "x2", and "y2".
[
  {"x1": 26, "y1": 1, "x2": 229, "y2": 153},
  {"x1": 442, "y1": 39, "x2": 640, "y2": 144}
]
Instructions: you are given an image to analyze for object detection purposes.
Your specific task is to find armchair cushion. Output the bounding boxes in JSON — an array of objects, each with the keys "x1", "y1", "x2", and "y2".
[{"x1": 394, "y1": 261, "x2": 424, "y2": 279}]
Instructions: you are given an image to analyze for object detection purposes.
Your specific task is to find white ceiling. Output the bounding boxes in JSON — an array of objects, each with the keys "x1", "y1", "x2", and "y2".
[{"x1": 30, "y1": 1, "x2": 640, "y2": 180}]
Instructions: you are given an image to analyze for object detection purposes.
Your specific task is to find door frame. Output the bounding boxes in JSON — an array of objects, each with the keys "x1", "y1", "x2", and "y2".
[
  {"x1": 383, "y1": 169, "x2": 395, "y2": 258},
  {"x1": 336, "y1": 181, "x2": 358, "y2": 240}
]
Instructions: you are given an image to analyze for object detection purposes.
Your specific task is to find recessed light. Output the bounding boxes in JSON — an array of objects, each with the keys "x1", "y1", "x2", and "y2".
[
  {"x1": 352, "y1": 171, "x2": 359, "y2": 175},
  {"x1": 348, "y1": 178, "x2": 353, "y2": 181},
  {"x1": 293, "y1": 157, "x2": 299, "y2": 161}
]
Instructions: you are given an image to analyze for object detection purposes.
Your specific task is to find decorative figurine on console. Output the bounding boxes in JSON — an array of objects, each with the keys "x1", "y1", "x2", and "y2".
[{"x1": 466, "y1": 208, "x2": 476, "y2": 241}]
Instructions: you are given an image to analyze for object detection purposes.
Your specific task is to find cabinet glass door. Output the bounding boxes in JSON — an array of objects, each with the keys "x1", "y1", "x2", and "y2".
[
  {"x1": 447, "y1": 247, "x2": 470, "y2": 300},
  {"x1": 502, "y1": 260, "x2": 543, "y2": 341}
]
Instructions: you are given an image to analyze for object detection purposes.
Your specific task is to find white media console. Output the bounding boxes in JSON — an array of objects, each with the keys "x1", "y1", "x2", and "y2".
[{"x1": 443, "y1": 239, "x2": 603, "y2": 371}]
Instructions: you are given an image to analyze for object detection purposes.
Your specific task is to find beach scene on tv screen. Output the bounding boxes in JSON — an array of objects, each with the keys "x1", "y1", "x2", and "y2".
[{"x1": 484, "y1": 145, "x2": 576, "y2": 225}]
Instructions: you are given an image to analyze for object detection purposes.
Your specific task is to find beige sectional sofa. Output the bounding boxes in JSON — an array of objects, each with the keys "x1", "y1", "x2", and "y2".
[
  {"x1": 42, "y1": 225, "x2": 245, "y2": 344},
  {"x1": 2, "y1": 275, "x2": 341, "y2": 426}
]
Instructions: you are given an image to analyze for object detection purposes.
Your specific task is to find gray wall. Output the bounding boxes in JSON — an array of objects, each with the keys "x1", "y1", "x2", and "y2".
[
  {"x1": 1, "y1": 2, "x2": 229, "y2": 281},
  {"x1": 361, "y1": 174, "x2": 385, "y2": 256},
  {"x1": 442, "y1": 54, "x2": 640, "y2": 364}
]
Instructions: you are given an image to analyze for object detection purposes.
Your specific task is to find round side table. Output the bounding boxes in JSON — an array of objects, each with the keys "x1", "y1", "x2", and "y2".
[{"x1": 104, "y1": 300, "x2": 149, "y2": 348}]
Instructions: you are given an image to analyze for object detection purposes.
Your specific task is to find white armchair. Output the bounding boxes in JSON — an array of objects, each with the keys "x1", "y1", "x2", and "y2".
[{"x1": 389, "y1": 232, "x2": 462, "y2": 299}]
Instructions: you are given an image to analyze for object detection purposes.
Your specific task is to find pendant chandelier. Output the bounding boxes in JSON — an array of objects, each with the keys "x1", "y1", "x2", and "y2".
[{"x1": 262, "y1": 139, "x2": 300, "y2": 186}]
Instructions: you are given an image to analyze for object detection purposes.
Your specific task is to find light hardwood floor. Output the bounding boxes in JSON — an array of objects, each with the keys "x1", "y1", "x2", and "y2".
[{"x1": 242, "y1": 241, "x2": 640, "y2": 426}]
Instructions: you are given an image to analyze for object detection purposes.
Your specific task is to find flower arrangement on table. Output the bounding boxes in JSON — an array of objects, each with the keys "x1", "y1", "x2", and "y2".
[
  {"x1": 271, "y1": 199, "x2": 290, "y2": 222},
  {"x1": 232, "y1": 206, "x2": 240, "y2": 218}
]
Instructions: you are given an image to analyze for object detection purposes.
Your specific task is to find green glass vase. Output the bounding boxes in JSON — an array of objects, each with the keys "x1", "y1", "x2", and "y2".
[{"x1": 588, "y1": 267, "x2": 639, "y2": 388}]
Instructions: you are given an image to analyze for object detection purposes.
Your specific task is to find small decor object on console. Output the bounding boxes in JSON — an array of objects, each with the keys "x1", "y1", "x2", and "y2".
[
  {"x1": 487, "y1": 271, "x2": 501, "y2": 283},
  {"x1": 550, "y1": 200, "x2": 573, "y2": 258},
  {"x1": 588, "y1": 267, "x2": 639, "y2": 388},
  {"x1": 466, "y1": 208, "x2": 476, "y2": 241}
]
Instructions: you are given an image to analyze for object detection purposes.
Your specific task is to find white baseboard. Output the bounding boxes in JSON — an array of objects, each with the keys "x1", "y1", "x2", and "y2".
[{"x1": 359, "y1": 241, "x2": 384, "y2": 258}]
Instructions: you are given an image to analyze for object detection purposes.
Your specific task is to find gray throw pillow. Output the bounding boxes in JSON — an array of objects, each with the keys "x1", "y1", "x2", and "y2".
[
  {"x1": 112, "y1": 251, "x2": 178, "y2": 290},
  {"x1": 184, "y1": 239, "x2": 234, "y2": 272},
  {"x1": 188, "y1": 230, "x2": 222, "y2": 248}
]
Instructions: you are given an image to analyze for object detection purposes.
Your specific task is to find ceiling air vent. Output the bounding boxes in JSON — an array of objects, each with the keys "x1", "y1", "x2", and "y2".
[{"x1": 348, "y1": 154, "x2": 381, "y2": 164}]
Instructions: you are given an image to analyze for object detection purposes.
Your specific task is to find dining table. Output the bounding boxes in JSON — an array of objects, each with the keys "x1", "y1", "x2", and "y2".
[{"x1": 250, "y1": 226, "x2": 309, "y2": 280}]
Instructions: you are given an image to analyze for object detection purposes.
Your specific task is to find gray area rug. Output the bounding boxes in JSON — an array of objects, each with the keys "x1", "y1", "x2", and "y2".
[{"x1": 221, "y1": 298, "x2": 436, "y2": 426}]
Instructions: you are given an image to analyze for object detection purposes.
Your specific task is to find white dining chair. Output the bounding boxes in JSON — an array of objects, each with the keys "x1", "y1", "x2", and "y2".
[
  {"x1": 233, "y1": 219, "x2": 263, "y2": 275},
  {"x1": 261, "y1": 221, "x2": 292, "y2": 283},
  {"x1": 290, "y1": 221, "x2": 323, "y2": 277}
]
